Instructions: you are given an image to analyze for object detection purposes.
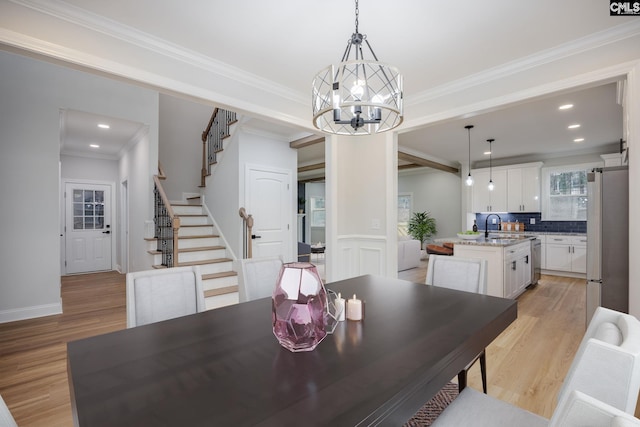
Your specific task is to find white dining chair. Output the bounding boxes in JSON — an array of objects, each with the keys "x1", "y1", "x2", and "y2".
[
  {"x1": 430, "y1": 306, "x2": 640, "y2": 426},
  {"x1": 236, "y1": 256, "x2": 283, "y2": 302},
  {"x1": 432, "y1": 388, "x2": 640, "y2": 427},
  {"x1": 126, "y1": 266, "x2": 205, "y2": 328},
  {"x1": 0, "y1": 393, "x2": 18, "y2": 427},
  {"x1": 426, "y1": 255, "x2": 488, "y2": 393}
]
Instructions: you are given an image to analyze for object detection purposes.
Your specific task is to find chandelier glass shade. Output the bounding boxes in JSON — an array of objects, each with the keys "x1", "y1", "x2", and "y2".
[
  {"x1": 487, "y1": 139, "x2": 495, "y2": 191},
  {"x1": 465, "y1": 125, "x2": 474, "y2": 186},
  {"x1": 312, "y1": 1, "x2": 403, "y2": 135}
]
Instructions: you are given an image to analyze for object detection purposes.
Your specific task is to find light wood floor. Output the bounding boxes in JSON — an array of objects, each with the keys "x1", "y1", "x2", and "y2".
[{"x1": 0, "y1": 268, "x2": 637, "y2": 425}]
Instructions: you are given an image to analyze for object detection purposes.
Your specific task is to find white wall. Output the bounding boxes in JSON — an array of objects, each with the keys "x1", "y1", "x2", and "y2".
[
  {"x1": 399, "y1": 169, "x2": 462, "y2": 240},
  {"x1": 159, "y1": 94, "x2": 212, "y2": 201},
  {"x1": 61, "y1": 155, "x2": 119, "y2": 182},
  {"x1": 0, "y1": 50, "x2": 159, "y2": 322}
]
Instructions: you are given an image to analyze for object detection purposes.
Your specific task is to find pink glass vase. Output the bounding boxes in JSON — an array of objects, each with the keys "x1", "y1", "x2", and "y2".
[{"x1": 272, "y1": 262, "x2": 328, "y2": 352}]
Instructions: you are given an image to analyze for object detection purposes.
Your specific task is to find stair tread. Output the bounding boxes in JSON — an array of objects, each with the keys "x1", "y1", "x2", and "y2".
[
  {"x1": 175, "y1": 214, "x2": 207, "y2": 217},
  {"x1": 179, "y1": 245, "x2": 225, "y2": 253},
  {"x1": 204, "y1": 285, "x2": 238, "y2": 298},
  {"x1": 172, "y1": 203, "x2": 203, "y2": 207},
  {"x1": 178, "y1": 234, "x2": 220, "y2": 240},
  {"x1": 203, "y1": 271, "x2": 238, "y2": 280},
  {"x1": 179, "y1": 258, "x2": 233, "y2": 266},
  {"x1": 181, "y1": 224, "x2": 213, "y2": 228}
]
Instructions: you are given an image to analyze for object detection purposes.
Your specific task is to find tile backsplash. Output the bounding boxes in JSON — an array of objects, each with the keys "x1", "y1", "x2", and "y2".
[{"x1": 475, "y1": 212, "x2": 586, "y2": 234}]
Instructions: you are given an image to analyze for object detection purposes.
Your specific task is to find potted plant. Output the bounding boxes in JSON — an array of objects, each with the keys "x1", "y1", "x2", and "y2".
[
  {"x1": 298, "y1": 197, "x2": 306, "y2": 214},
  {"x1": 407, "y1": 211, "x2": 437, "y2": 250}
]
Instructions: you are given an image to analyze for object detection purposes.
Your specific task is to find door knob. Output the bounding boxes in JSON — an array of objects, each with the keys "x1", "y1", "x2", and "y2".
[{"x1": 102, "y1": 230, "x2": 110, "y2": 234}]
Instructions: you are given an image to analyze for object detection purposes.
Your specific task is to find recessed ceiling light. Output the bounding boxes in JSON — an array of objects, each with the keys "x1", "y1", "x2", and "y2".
[
  {"x1": 98, "y1": 123, "x2": 110, "y2": 129},
  {"x1": 483, "y1": 151, "x2": 491, "y2": 155},
  {"x1": 573, "y1": 138, "x2": 585, "y2": 143},
  {"x1": 90, "y1": 144, "x2": 100, "y2": 148},
  {"x1": 568, "y1": 124, "x2": 580, "y2": 129},
  {"x1": 558, "y1": 104, "x2": 573, "y2": 110}
]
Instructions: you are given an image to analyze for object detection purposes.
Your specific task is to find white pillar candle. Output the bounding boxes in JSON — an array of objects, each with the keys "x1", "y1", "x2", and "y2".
[
  {"x1": 336, "y1": 292, "x2": 345, "y2": 321},
  {"x1": 346, "y1": 294, "x2": 363, "y2": 321}
]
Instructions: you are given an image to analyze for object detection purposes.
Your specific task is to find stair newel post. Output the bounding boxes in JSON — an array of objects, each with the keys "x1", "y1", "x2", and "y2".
[
  {"x1": 246, "y1": 215, "x2": 254, "y2": 259},
  {"x1": 172, "y1": 216, "x2": 180, "y2": 267}
]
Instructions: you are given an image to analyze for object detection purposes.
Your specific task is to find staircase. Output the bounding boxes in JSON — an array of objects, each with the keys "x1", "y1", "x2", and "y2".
[{"x1": 146, "y1": 200, "x2": 239, "y2": 310}]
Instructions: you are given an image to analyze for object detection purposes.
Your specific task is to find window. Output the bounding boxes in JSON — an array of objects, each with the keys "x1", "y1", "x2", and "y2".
[
  {"x1": 310, "y1": 197, "x2": 325, "y2": 227},
  {"x1": 73, "y1": 189, "x2": 105, "y2": 230},
  {"x1": 541, "y1": 163, "x2": 599, "y2": 221},
  {"x1": 398, "y1": 193, "x2": 412, "y2": 235}
]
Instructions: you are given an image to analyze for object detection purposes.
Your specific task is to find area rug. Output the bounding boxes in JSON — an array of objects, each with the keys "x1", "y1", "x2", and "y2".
[{"x1": 404, "y1": 382, "x2": 459, "y2": 426}]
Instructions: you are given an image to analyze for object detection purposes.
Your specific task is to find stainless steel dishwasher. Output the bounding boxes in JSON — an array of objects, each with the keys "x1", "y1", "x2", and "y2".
[{"x1": 530, "y1": 238, "x2": 541, "y2": 286}]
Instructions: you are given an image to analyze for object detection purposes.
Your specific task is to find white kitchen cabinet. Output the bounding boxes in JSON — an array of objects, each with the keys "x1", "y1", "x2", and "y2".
[
  {"x1": 507, "y1": 165, "x2": 541, "y2": 212},
  {"x1": 503, "y1": 241, "x2": 532, "y2": 299},
  {"x1": 544, "y1": 234, "x2": 587, "y2": 274},
  {"x1": 471, "y1": 169, "x2": 507, "y2": 212}
]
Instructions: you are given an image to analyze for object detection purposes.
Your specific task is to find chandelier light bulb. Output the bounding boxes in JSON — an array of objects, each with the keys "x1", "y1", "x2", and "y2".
[
  {"x1": 488, "y1": 180, "x2": 495, "y2": 191},
  {"x1": 350, "y1": 81, "x2": 365, "y2": 100}
]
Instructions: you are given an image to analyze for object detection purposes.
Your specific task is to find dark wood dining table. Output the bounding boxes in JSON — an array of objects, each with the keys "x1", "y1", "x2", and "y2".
[{"x1": 67, "y1": 274, "x2": 517, "y2": 427}]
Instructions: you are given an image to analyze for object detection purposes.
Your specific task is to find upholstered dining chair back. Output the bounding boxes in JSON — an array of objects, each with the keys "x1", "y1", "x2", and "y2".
[
  {"x1": 126, "y1": 266, "x2": 205, "y2": 328},
  {"x1": 426, "y1": 255, "x2": 489, "y2": 394},
  {"x1": 0, "y1": 393, "x2": 18, "y2": 427},
  {"x1": 556, "y1": 306, "x2": 640, "y2": 413},
  {"x1": 426, "y1": 255, "x2": 488, "y2": 295},
  {"x1": 236, "y1": 256, "x2": 283, "y2": 302}
]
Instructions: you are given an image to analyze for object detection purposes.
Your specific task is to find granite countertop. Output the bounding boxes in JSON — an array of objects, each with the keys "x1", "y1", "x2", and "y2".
[
  {"x1": 434, "y1": 235, "x2": 533, "y2": 247},
  {"x1": 434, "y1": 230, "x2": 587, "y2": 248}
]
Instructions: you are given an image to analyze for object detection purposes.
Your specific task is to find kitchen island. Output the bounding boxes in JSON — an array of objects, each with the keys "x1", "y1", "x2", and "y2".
[{"x1": 434, "y1": 235, "x2": 535, "y2": 299}]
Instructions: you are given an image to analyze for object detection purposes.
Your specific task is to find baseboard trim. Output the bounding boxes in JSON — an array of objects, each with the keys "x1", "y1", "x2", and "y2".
[{"x1": 0, "y1": 302, "x2": 62, "y2": 324}]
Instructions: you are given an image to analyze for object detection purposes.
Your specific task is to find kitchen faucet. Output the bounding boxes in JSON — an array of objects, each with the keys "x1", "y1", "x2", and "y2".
[{"x1": 485, "y1": 214, "x2": 502, "y2": 238}]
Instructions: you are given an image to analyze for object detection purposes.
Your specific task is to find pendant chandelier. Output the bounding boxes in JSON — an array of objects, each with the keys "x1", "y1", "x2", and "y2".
[
  {"x1": 312, "y1": 0, "x2": 403, "y2": 135},
  {"x1": 465, "y1": 125, "x2": 474, "y2": 186},
  {"x1": 487, "y1": 139, "x2": 495, "y2": 191}
]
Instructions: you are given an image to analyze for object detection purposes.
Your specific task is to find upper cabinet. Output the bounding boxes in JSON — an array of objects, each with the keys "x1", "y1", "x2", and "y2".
[
  {"x1": 471, "y1": 169, "x2": 507, "y2": 212},
  {"x1": 471, "y1": 162, "x2": 542, "y2": 213},
  {"x1": 507, "y1": 164, "x2": 542, "y2": 212}
]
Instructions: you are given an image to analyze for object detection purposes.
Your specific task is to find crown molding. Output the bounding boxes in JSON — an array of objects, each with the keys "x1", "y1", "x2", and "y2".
[
  {"x1": 406, "y1": 21, "x2": 640, "y2": 106},
  {"x1": 7, "y1": 0, "x2": 307, "y2": 106}
]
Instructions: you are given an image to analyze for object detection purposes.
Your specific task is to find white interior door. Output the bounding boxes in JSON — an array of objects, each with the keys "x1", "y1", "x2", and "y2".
[
  {"x1": 246, "y1": 166, "x2": 291, "y2": 260},
  {"x1": 65, "y1": 182, "x2": 112, "y2": 274}
]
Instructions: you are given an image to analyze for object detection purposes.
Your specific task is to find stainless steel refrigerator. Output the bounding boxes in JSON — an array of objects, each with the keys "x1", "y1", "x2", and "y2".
[{"x1": 586, "y1": 166, "x2": 629, "y2": 324}]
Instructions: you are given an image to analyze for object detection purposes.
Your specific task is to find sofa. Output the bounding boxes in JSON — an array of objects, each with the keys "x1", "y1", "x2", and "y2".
[
  {"x1": 398, "y1": 236, "x2": 421, "y2": 271},
  {"x1": 298, "y1": 242, "x2": 311, "y2": 262}
]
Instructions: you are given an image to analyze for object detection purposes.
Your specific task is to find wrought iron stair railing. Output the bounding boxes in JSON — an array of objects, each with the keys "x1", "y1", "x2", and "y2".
[
  {"x1": 200, "y1": 108, "x2": 237, "y2": 187},
  {"x1": 153, "y1": 175, "x2": 179, "y2": 267}
]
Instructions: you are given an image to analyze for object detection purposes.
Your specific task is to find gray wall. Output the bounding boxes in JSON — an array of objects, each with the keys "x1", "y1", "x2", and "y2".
[
  {"x1": 159, "y1": 94, "x2": 213, "y2": 201},
  {"x1": 398, "y1": 169, "x2": 462, "y2": 241},
  {"x1": 0, "y1": 50, "x2": 158, "y2": 322}
]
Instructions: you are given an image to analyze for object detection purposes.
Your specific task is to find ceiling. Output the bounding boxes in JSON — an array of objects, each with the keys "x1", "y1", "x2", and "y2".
[
  {"x1": 46, "y1": 1, "x2": 633, "y2": 170},
  {"x1": 60, "y1": 109, "x2": 147, "y2": 159}
]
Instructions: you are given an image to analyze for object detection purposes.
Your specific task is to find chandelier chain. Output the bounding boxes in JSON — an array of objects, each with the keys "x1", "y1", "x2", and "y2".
[{"x1": 355, "y1": 0, "x2": 359, "y2": 34}]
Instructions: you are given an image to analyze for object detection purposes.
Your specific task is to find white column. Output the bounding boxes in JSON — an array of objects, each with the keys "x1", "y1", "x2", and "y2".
[
  {"x1": 627, "y1": 61, "x2": 640, "y2": 318},
  {"x1": 325, "y1": 132, "x2": 398, "y2": 282}
]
